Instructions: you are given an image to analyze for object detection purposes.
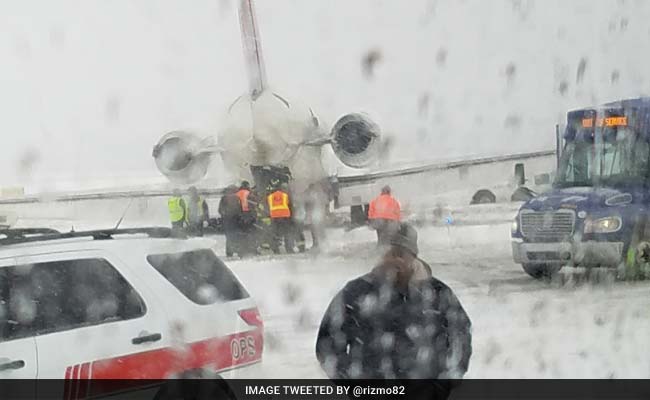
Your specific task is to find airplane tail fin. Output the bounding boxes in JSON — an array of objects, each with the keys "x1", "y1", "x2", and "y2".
[{"x1": 238, "y1": 0, "x2": 267, "y2": 99}]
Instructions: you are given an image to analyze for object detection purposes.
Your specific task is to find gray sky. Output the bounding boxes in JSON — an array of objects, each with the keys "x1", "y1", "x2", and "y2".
[{"x1": 1, "y1": 0, "x2": 649, "y2": 191}]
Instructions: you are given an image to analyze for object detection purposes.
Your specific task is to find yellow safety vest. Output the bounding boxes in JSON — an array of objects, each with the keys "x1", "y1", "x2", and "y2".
[
  {"x1": 168, "y1": 197, "x2": 185, "y2": 223},
  {"x1": 268, "y1": 191, "x2": 291, "y2": 219}
]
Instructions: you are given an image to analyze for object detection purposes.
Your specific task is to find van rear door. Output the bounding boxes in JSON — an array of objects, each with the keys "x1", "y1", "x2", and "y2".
[{"x1": 146, "y1": 248, "x2": 263, "y2": 376}]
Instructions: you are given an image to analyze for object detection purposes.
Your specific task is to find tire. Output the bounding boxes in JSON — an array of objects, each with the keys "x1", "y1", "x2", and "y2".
[
  {"x1": 470, "y1": 190, "x2": 496, "y2": 205},
  {"x1": 510, "y1": 186, "x2": 536, "y2": 202},
  {"x1": 350, "y1": 204, "x2": 368, "y2": 227},
  {"x1": 522, "y1": 263, "x2": 561, "y2": 279}
]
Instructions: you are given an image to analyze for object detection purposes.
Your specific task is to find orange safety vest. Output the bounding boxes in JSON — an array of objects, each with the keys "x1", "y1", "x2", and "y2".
[
  {"x1": 368, "y1": 194, "x2": 401, "y2": 221},
  {"x1": 236, "y1": 189, "x2": 251, "y2": 212},
  {"x1": 267, "y1": 191, "x2": 291, "y2": 219}
]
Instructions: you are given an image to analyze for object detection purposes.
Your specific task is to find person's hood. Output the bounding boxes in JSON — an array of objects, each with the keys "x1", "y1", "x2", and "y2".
[
  {"x1": 369, "y1": 262, "x2": 396, "y2": 282},
  {"x1": 411, "y1": 258, "x2": 432, "y2": 282},
  {"x1": 369, "y1": 258, "x2": 432, "y2": 287}
]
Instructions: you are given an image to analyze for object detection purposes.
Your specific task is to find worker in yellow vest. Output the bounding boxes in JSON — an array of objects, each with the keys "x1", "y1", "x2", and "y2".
[
  {"x1": 168, "y1": 189, "x2": 187, "y2": 232},
  {"x1": 267, "y1": 183, "x2": 295, "y2": 254}
]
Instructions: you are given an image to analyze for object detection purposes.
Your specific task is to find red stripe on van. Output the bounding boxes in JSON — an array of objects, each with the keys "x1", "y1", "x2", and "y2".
[
  {"x1": 64, "y1": 328, "x2": 262, "y2": 397},
  {"x1": 63, "y1": 366, "x2": 72, "y2": 400}
]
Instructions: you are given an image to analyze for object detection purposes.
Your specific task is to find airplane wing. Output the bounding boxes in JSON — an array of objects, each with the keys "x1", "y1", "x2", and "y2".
[
  {"x1": 0, "y1": 187, "x2": 228, "y2": 205},
  {"x1": 0, "y1": 150, "x2": 555, "y2": 205},
  {"x1": 336, "y1": 150, "x2": 555, "y2": 187}
]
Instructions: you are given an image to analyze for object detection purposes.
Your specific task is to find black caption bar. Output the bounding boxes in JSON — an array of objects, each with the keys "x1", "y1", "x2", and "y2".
[{"x1": 1, "y1": 379, "x2": 650, "y2": 400}]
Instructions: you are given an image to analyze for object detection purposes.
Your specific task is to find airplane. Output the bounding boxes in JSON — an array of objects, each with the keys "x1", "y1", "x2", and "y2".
[
  {"x1": 0, "y1": 0, "x2": 557, "y2": 223},
  {"x1": 151, "y1": 0, "x2": 383, "y2": 197}
]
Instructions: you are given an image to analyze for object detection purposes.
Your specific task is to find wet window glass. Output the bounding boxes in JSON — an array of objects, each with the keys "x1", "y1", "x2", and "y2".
[
  {"x1": 557, "y1": 140, "x2": 594, "y2": 185},
  {"x1": 0, "y1": 259, "x2": 146, "y2": 342},
  {"x1": 147, "y1": 249, "x2": 249, "y2": 305}
]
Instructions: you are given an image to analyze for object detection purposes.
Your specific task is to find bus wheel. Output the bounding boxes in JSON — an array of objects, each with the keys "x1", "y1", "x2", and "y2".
[
  {"x1": 510, "y1": 186, "x2": 536, "y2": 202},
  {"x1": 522, "y1": 263, "x2": 561, "y2": 279}
]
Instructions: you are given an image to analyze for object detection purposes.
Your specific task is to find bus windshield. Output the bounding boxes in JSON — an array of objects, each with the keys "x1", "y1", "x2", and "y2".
[{"x1": 555, "y1": 125, "x2": 650, "y2": 187}]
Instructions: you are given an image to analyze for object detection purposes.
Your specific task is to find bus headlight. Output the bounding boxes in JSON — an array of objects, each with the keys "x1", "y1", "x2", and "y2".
[
  {"x1": 511, "y1": 217, "x2": 519, "y2": 235},
  {"x1": 584, "y1": 216, "x2": 622, "y2": 234}
]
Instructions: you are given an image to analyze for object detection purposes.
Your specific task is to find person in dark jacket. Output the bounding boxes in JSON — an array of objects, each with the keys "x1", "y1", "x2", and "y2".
[
  {"x1": 315, "y1": 223, "x2": 472, "y2": 393},
  {"x1": 218, "y1": 185, "x2": 242, "y2": 257}
]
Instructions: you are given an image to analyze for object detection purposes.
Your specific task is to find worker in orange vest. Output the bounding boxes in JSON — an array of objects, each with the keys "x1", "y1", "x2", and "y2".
[
  {"x1": 267, "y1": 183, "x2": 295, "y2": 254},
  {"x1": 236, "y1": 181, "x2": 252, "y2": 213},
  {"x1": 236, "y1": 180, "x2": 257, "y2": 256},
  {"x1": 368, "y1": 185, "x2": 401, "y2": 246}
]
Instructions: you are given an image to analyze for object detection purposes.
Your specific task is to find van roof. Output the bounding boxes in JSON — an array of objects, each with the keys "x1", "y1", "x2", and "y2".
[{"x1": 0, "y1": 227, "x2": 216, "y2": 260}]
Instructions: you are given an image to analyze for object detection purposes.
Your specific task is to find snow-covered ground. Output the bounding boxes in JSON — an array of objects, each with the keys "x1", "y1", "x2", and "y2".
[
  {"x1": 5, "y1": 199, "x2": 650, "y2": 378},
  {"x1": 222, "y1": 223, "x2": 650, "y2": 379}
]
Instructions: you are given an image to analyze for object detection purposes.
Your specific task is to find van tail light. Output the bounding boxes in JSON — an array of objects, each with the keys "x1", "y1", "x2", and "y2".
[{"x1": 238, "y1": 308, "x2": 263, "y2": 328}]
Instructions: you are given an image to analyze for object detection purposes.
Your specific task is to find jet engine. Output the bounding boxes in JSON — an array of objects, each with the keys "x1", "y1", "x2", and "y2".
[
  {"x1": 331, "y1": 113, "x2": 381, "y2": 168},
  {"x1": 152, "y1": 131, "x2": 213, "y2": 184}
]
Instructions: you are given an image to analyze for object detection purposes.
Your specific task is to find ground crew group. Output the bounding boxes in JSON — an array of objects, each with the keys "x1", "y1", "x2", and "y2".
[
  {"x1": 170, "y1": 180, "x2": 322, "y2": 257},
  {"x1": 169, "y1": 182, "x2": 400, "y2": 255},
  {"x1": 220, "y1": 180, "x2": 321, "y2": 257}
]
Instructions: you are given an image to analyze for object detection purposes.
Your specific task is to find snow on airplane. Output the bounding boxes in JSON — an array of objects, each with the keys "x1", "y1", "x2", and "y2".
[
  {"x1": 152, "y1": 0, "x2": 383, "y2": 196},
  {"x1": 0, "y1": 0, "x2": 555, "y2": 214}
]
